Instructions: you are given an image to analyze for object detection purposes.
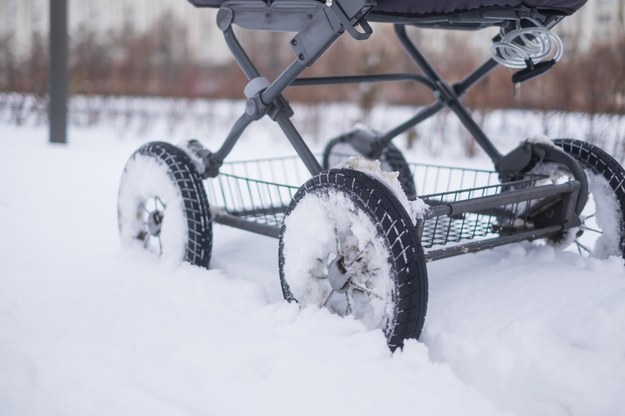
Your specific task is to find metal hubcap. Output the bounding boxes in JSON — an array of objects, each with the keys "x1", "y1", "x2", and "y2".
[
  {"x1": 318, "y1": 240, "x2": 386, "y2": 318},
  {"x1": 328, "y1": 256, "x2": 350, "y2": 293},
  {"x1": 147, "y1": 210, "x2": 163, "y2": 236},
  {"x1": 137, "y1": 196, "x2": 167, "y2": 256}
]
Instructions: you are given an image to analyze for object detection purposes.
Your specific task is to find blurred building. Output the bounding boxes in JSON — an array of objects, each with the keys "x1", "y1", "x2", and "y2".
[
  {"x1": 1, "y1": 0, "x2": 623, "y2": 64},
  {"x1": 557, "y1": 0, "x2": 625, "y2": 50},
  {"x1": 0, "y1": 0, "x2": 229, "y2": 63}
]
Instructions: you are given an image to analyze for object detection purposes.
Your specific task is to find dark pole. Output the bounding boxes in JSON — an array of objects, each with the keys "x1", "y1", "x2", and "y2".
[{"x1": 49, "y1": 0, "x2": 68, "y2": 144}]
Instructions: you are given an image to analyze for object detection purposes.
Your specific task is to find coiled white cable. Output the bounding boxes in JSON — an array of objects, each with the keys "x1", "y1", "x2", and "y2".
[{"x1": 490, "y1": 20, "x2": 564, "y2": 69}]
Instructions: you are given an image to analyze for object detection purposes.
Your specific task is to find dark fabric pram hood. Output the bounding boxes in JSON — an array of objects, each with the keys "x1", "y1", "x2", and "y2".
[
  {"x1": 188, "y1": 0, "x2": 587, "y2": 16},
  {"x1": 374, "y1": 0, "x2": 586, "y2": 16}
]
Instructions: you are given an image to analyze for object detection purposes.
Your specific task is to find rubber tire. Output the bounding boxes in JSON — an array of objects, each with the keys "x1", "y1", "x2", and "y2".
[
  {"x1": 118, "y1": 141, "x2": 212, "y2": 268},
  {"x1": 278, "y1": 169, "x2": 428, "y2": 350},
  {"x1": 322, "y1": 137, "x2": 417, "y2": 200},
  {"x1": 553, "y1": 139, "x2": 625, "y2": 258}
]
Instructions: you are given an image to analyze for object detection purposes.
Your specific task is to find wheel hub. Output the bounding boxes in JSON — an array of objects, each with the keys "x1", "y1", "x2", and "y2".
[
  {"x1": 147, "y1": 210, "x2": 163, "y2": 236},
  {"x1": 328, "y1": 256, "x2": 350, "y2": 293},
  {"x1": 575, "y1": 214, "x2": 590, "y2": 239}
]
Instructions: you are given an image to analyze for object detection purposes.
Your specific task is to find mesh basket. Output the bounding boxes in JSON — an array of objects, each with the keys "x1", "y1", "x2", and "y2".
[
  {"x1": 205, "y1": 156, "x2": 547, "y2": 247},
  {"x1": 415, "y1": 166, "x2": 542, "y2": 248},
  {"x1": 205, "y1": 156, "x2": 307, "y2": 229}
]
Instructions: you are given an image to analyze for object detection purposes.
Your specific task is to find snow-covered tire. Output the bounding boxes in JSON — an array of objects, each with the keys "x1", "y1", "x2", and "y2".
[
  {"x1": 117, "y1": 141, "x2": 212, "y2": 268},
  {"x1": 322, "y1": 137, "x2": 417, "y2": 200},
  {"x1": 279, "y1": 169, "x2": 428, "y2": 349},
  {"x1": 553, "y1": 139, "x2": 625, "y2": 259}
]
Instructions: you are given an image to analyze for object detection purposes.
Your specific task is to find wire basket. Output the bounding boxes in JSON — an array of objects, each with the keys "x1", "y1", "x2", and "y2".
[
  {"x1": 206, "y1": 156, "x2": 546, "y2": 247},
  {"x1": 205, "y1": 156, "x2": 307, "y2": 229},
  {"x1": 416, "y1": 167, "x2": 542, "y2": 249}
]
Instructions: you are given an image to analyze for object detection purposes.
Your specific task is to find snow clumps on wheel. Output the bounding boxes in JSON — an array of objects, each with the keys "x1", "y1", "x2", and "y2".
[
  {"x1": 117, "y1": 141, "x2": 212, "y2": 268},
  {"x1": 279, "y1": 167, "x2": 428, "y2": 350},
  {"x1": 553, "y1": 139, "x2": 625, "y2": 259}
]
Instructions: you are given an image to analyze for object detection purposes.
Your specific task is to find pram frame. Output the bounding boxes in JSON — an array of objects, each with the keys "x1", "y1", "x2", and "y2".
[
  {"x1": 207, "y1": 0, "x2": 568, "y2": 174},
  {"x1": 115, "y1": 0, "x2": 625, "y2": 348},
  {"x1": 197, "y1": 0, "x2": 587, "y2": 260}
]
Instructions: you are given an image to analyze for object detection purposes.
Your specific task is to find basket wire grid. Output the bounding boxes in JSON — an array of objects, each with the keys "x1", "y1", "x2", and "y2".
[
  {"x1": 205, "y1": 156, "x2": 306, "y2": 229},
  {"x1": 205, "y1": 155, "x2": 545, "y2": 248},
  {"x1": 418, "y1": 176, "x2": 540, "y2": 249}
]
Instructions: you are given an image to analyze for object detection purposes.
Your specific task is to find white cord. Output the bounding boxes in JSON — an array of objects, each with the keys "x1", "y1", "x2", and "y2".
[{"x1": 490, "y1": 21, "x2": 564, "y2": 69}]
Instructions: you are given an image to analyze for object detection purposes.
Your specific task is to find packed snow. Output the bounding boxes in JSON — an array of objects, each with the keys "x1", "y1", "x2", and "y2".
[
  {"x1": 1, "y1": 106, "x2": 625, "y2": 416},
  {"x1": 282, "y1": 184, "x2": 394, "y2": 331},
  {"x1": 118, "y1": 149, "x2": 188, "y2": 263},
  {"x1": 586, "y1": 173, "x2": 623, "y2": 259},
  {"x1": 339, "y1": 156, "x2": 429, "y2": 221}
]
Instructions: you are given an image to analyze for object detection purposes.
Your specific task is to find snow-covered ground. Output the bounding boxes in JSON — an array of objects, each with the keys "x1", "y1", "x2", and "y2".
[{"x1": 1, "y1": 107, "x2": 625, "y2": 416}]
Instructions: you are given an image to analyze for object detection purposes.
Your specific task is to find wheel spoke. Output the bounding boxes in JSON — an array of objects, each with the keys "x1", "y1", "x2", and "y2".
[
  {"x1": 342, "y1": 242, "x2": 375, "y2": 276},
  {"x1": 345, "y1": 245, "x2": 371, "y2": 268},
  {"x1": 345, "y1": 291, "x2": 352, "y2": 315},
  {"x1": 157, "y1": 236, "x2": 163, "y2": 256},
  {"x1": 313, "y1": 258, "x2": 328, "y2": 279},
  {"x1": 322, "y1": 289, "x2": 335, "y2": 307},
  {"x1": 139, "y1": 201, "x2": 150, "y2": 214},
  {"x1": 350, "y1": 282, "x2": 384, "y2": 301},
  {"x1": 581, "y1": 225, "x2": 602, "y2": 234},
  {"x1": 575, "y1": 240, "x2": 592, "y2": 255},
  {"x1": 333, "y1": 225, "x2": 342, "y2": 256},
  {"x1": 154, "y1": 196, "x2": 166, "y2": 209}
]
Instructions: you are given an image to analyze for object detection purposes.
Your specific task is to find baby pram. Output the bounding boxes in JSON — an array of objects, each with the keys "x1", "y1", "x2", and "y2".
[{"x1": 117, "y1": 0, "x2": 625, "y2": 349}]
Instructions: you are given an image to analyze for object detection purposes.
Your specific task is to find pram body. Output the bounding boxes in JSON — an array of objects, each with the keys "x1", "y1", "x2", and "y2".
[
  {"x1": 189, "y1": 0, "x2": 585, "y2": 18},
  {"x1": 117, "y1": 0, "x2": 625, "y2": 350}
]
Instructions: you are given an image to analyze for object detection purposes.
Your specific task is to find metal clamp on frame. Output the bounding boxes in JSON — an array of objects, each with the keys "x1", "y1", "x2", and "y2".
[
  {"x1": 324, "y1": 0, "x2": 375, "y2": 40},
  {"x1": 290, "y1": 0, "x2": 375, "y2": 66},
  {"x1": 217, "y1": 1, "x2": 323, "y2": 32},
  {"x1": 495, "y1": 140, "x2": 589, "y2": 216}
]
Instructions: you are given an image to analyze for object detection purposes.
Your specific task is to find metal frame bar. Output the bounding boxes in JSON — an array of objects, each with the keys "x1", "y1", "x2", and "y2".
[
  {"x1": 423, "y1": 225, "x2": 563, "y2": 262},
  {"x1": 288, "y1": 25, "x2": 503, "y2": 152},
  {"x1": 393, "y1": 24, "x2": 503, "y2": 163},
  {"x1": 214, "y1": 212, "x2": 282, "y2": 238},
  {"x1": 424, "y1": 181, "x2": 580, "y2": 220},
  {"x1": 291, "y1": 73, "x2": 437, "y2": 90},
  {"x1": 211, "y1": 180, "x2": 581, "y2": 263},
  {"x1": 204, "y1": 0, "x2": 585, "y2": 252},
  {"x1": 212, "y1": 0, "x2": 561, "y2": 176},
  {"x1": 210, "y1": 0, "x2": 373, "y2": 177},
  {"x1": 49, "y1": 0, "x2": 68, "y2": 144}
]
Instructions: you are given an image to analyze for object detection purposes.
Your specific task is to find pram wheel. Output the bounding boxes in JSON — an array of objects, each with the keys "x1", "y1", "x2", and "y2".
[
  {"x1": 117, "y1": 142, "x2": 212, "y2": 268},
  {"x1": 279, "y1": 169, "x2": 428, "y2": 349},
  {"x1": 322, "y1": 135, "x2": 416, "y2": 200},
  {"x1": 551, "y1": 139, "x2": 625, "y2": 259}
]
